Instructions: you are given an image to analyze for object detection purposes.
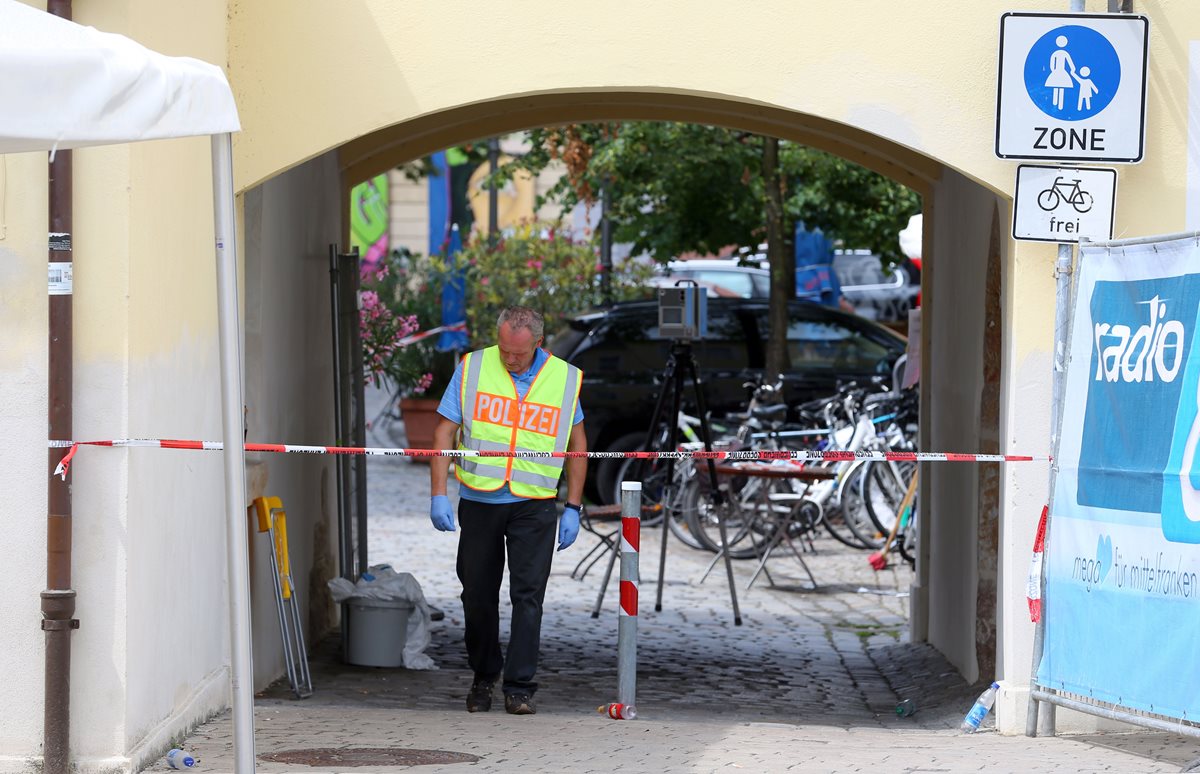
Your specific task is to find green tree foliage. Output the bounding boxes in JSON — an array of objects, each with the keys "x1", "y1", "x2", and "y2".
[
  {"x1": 456, "y1": 223, "x2": 653, "y2": 351},
  {"x1": 499, "y1": 122, "x2": 921, "y2": 268}
]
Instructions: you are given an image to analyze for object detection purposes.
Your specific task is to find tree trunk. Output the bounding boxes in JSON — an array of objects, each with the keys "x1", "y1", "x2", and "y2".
[{"x1": 763, "y1": 136, "x2": 790, "y2": 382}]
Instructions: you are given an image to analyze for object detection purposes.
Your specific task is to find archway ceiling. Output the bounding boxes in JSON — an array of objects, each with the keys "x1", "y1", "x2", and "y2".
[{"x1": 338, "y1": 91, "x2": 942, "y2": 197}]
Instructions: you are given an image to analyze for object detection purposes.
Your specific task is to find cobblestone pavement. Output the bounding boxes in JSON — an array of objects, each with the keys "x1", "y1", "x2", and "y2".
[{"x1": 168, "y1": 404, "x2": 1198, "y2": 772}]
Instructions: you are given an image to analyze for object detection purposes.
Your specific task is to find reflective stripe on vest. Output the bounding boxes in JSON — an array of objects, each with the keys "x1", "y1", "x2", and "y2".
[{"x1": 455, "y1": 346, "x2": 581, "y2": 498}]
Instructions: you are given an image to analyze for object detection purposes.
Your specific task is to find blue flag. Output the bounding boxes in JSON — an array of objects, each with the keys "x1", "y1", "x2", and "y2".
[
  {"x1": 428, "y1": 151, "x2": 450, "y2": 259},
  {"x1": 793, "y1": 222, "x2": 840, "y2": 306},
  {"x1": 438, "y1": 224, "x2": 469, "y2": 352}
]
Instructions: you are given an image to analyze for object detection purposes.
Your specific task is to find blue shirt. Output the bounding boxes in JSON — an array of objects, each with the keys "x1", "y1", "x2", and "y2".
[
  {"x1": 437, "y1": 347, "x2": 584, "y2": 503},
  {"x1": 795, "y1": 264, "x2": 843, "y2": 306}
]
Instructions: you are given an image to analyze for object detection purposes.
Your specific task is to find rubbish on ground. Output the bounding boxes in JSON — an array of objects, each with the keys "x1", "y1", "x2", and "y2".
[
  {"x1": 960, "y1": 681, "x2": 1000, "y2": 733},
  {"x1": 328, "y1": 564, "x2": 437, "y2": 670},
  {"x1": 166, "y1": 748, "x2": 198, "y2": 769},
  {"x1": 855, "y1": 586, "x2": 910, "y2": 597},
  {"x1": 598, "y1": 702, "x2": 637, "y2": 720},
  {"x1": 895, "y1": 698, "x2": 917, "y2": 717}
]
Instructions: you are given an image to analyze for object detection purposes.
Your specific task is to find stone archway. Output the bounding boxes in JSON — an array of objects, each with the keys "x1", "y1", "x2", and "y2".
[{"x1": 239, "y1": 84, "x2": 1010, "y2": 698}]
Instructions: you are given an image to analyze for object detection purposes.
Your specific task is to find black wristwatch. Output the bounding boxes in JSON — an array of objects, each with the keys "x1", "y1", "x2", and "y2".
[{"x1": 565, "y1": 502, "x2": 582, "y2": 512}]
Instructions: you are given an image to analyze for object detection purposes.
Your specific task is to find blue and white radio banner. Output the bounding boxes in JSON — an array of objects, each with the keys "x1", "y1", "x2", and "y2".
[{"x1": 1040, "y1": 234, "x2": 1200, "y2": 720}]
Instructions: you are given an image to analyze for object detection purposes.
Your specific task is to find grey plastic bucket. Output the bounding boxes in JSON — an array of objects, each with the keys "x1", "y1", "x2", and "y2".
[{"x1": 346, "y1": 598, "x2": 413, "y2": 668}]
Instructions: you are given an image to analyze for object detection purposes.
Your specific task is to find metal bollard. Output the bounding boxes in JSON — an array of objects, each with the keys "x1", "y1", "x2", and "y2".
[{"x1": 617, "y1": 481, "x2": 640, "y2": 717}]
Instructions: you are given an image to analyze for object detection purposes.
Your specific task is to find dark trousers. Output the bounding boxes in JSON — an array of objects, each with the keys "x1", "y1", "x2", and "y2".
[{"x1": 457, "y1": 497, "x2": 557, "y2": 696}]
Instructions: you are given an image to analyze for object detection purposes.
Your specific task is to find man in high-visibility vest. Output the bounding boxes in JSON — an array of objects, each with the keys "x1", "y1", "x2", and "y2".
[{"x1": 429, "y1": 306, "x2": 586, "y2": 716}]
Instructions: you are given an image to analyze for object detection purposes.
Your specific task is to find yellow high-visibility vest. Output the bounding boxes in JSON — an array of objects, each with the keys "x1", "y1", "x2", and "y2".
[{"x1": 455, "y1": 346, "x2": 582, "y2": 499}]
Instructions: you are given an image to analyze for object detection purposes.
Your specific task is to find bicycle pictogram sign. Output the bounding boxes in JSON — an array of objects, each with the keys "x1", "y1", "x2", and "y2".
[
  {"x1": 1012, "y1": 164, "x2": 1115, "y2": 244},
  {"x1": 1036, "y1": 176, "x2": 1094, "y2": 214}
]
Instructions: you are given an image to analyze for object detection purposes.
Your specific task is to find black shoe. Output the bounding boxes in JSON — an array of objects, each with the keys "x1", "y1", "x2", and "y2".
[
  {"x1": 466, "y1": 680, "x2": 493, "y2": 712},
  {"x1": 504, "y1": 692, "x2": 536, "y2": 715}
]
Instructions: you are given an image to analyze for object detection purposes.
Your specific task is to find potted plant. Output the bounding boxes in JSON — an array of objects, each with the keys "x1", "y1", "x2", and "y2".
[{"x1": 361, "y1": 248, "x2": 459, "y2": 453}]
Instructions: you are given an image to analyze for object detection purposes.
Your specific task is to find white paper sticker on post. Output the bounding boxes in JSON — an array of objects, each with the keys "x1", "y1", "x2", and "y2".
[{"x1": 49, "y1": 262, "x2": 73, "y2": 295}]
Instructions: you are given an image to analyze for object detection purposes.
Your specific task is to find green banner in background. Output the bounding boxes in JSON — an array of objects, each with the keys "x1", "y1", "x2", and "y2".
[{"x1": 350, "y1": 173, "x2": 389, "y2": 268}]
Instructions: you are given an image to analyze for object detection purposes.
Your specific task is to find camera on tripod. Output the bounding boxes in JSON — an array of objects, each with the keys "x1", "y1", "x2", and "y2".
[{"x1": 657, "y1": 282, "x2": 708, "y2": 341}]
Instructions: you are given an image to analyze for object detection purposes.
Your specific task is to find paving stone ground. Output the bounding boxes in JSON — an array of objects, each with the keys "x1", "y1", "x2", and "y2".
[{"x1": 168, "y1": 400, "x2": 1200, "y2": 772}]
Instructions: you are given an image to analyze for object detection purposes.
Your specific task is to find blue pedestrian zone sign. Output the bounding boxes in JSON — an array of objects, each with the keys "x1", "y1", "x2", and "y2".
[
  {"x1": 996, "y1": 13, "x2": 1148, "y2": 163},
  {"x1": 1024, "y1": 26, "x2": 1119, "y2": 121}
]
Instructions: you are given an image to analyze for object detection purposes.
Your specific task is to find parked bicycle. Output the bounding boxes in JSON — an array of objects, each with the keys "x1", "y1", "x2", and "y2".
[{"x1": 682, "y1": 379, "x2": 901, "y2": 559}]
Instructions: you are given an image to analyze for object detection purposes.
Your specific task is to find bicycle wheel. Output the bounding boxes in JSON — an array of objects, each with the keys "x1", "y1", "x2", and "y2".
[
  {"x1": 1074, "y1": 190, "x2": 1094, "y2": 214},
  {"x1": 659, "y1": 461, "x2": 708, "y2": 550},
  {"x1": 863, "y1": 460, "x2": 916, "y2": 536},
  {"x1": 613, "y1": 455, "x2": 670, "y2": 529},
  {"x1": 822, "y1": 505, "x2": 869, "y2": 549},
  {"x1": 837, "y1": 463, "x2": 885, "y2": 549},
  {"x1": 598, "y1": 430, "x2": 662, "y2": 506},
  {"x1": 683, "y1": 475, "x2": 774, "y2": 559}
]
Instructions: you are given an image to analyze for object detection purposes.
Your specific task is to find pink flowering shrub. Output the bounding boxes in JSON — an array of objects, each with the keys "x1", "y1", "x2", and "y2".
[
  {"x1": 360, "y1": 249, "x2": 456, "y2": 399},
  {"x1": 359, "y1": 291, "x2": 422, "y2": 387}
]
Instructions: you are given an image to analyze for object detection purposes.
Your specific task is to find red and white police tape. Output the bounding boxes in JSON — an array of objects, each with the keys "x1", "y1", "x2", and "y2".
[
  {"x1": 1026, "y1": 504, "x2": 1049, "y2": 623},
  {"x1": 393, "y1": 321, "x2": 466, "y2": 349},
  {"x1": 48, "y1": 439, "x2": 1050, "y2": 480}
]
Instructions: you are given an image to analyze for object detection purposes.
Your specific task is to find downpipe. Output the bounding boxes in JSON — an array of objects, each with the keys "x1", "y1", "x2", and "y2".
[{"x1": 44, "y1": 1, "x2": 78, "y2": 771}]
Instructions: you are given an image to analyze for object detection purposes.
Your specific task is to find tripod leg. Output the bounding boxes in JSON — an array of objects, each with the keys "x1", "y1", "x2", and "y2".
[
  {"x1": 683, "y1": 351, "x2": 743, "y2": 626},
  {"x1": 655, "y1": 356, "x2": 684, "y2": 613}
]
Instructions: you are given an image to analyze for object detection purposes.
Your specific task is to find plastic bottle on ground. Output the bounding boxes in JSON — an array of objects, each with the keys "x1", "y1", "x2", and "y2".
[
  {"x1": 895, "y1": 698, "x2": 917, "y2": 717},
  {"x1": 166, "y1": 749, "x2": 198, "y2": 769},
  {"x1": 598, "y1": 702, "x2": 637, "y2": 720},
  {"x1": 960, "y1": 681, "x2": 1000, "y2": 733}
]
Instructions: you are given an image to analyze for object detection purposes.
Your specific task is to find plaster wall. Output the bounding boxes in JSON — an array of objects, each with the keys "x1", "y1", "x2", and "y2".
[
  {"x1": 0, "y1": 149, "x2": 57, "y2": 771},
  {"x1": 242, "y1": 151, "x2": 343, "y2": 691},
  {"x1": 923, "y1": 170, "x2": 1005, "y2": 685},
  {"x1": 0, "y1": 1, "x2": 234, "y2": 771},
  {"x1": 119, "y1": 129, "x2": 233, "y2": 759}
]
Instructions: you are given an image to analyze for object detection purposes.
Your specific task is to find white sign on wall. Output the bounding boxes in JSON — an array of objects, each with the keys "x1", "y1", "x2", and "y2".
[
  {"x1": 996, "y1": 12, "x2": 1148, "y2": 163},
  {"x1": 1013, "y1": 164, "x2": 1116, "y2": 243}
]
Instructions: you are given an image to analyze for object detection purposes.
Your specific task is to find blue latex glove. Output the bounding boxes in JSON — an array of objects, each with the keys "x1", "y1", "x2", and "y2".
[
  {"x1": 558, "y1": 505, "x2": 581, "y2": 551},
  {"x1": 430, "y1": 495, "x2": 456, "y2": 532}
]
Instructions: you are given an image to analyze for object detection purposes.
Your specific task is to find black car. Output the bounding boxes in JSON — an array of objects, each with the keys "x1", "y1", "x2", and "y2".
[{"x1": 547, "y1": 298, "x2": 907, "y2": 504}]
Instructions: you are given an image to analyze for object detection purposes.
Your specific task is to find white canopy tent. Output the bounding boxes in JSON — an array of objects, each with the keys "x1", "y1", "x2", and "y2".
[{"x1": 0, "y1": 1, "x2": 255, "y2": 769}]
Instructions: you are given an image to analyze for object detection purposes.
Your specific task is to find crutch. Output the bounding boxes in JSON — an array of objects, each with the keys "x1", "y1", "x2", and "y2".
[{"x1": 252, "y1": 496, "x2": 313, "y2": 698}]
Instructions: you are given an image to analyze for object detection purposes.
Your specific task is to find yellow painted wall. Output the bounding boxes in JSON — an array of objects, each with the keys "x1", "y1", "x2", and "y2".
[
  {"x1": 0, "y1": 1, "x2": 236, "y2": 769},
  {"x1": 226, "y1": 0, "x2": 1200, "y2": 372},
  {"x1": 3, "y1": 1, "x2": 1198, "y2": 763},
  {"x1": 77, "y1": 0, "x2": 235, "y2": 764}
]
